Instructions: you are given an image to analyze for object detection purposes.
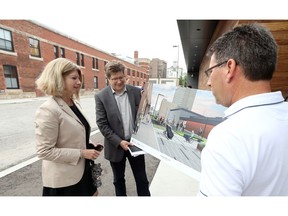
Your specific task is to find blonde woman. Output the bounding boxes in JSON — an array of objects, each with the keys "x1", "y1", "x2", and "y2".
[{"x1": 35, "y1": 58, "x2": 102, "y2": 196}]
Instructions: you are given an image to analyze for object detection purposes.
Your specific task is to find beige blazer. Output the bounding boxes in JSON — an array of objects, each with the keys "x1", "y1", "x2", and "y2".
[{"x1": 35, "y1": 96, "x2": 90, "y2": 188}]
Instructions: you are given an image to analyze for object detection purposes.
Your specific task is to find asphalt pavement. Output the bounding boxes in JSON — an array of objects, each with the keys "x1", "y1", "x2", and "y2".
[
  {"x1": 0, "y1": 130, "x2": 160, "y2": 196},
  {"x1": 0, "y1": 96, "x2": 160, "y2": 196}
]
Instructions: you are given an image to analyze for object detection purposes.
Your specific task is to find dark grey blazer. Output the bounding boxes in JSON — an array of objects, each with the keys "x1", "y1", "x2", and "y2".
[{"x1": 95, "y1": 85, "x2": 141, "y2": 162}]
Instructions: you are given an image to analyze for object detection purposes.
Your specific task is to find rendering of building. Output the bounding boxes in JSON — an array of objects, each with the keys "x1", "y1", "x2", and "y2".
[{"x1": 172, "y1": 87, "x2": 196, "y2": 110}]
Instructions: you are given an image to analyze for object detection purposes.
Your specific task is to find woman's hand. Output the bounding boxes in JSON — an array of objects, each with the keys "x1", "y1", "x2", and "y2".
[
  {"x1": 83, "y1": 143, "x2": 104, "y2": 160},
  {"x1": 82, "y1": 149, "x2": 101, "y2": 160}
]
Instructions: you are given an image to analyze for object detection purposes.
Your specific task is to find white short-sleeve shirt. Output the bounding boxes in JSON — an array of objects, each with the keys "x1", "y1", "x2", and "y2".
[{"x1": 199, "y1": 92, "x2": 288, "y2": 196}]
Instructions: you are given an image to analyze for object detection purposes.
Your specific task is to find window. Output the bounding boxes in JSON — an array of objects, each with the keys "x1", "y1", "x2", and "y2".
[
  {"x1": 76, "y1": 52, "x2": 80, "y2": 65},
  {"x1": 94, "y1": 76, "x2": 98, "y2": 89},
  {"x1": 54, "y1": 46, "x2": 59, "y2": 58},
  {"x1": 0, "y1": 28, "x2": 14, "y2": 52},
  {"x1": 127, "y1": 68, "x2": 131, "y2": 76},
  {"x1": 60, "y1": 47, "x2": 65, "y2": 58},
  {"x1": 137, "y1": 71, "x2": 139, "y2": 77},
  {"x1": 95, "y1": 58, "x2": 99, "y2": 69},
  {"x1": 81, "y1": 54, "x2": 84, "y2": 66},
  {"x1": 29, "y1": 37, "x2": 41, "y2": 57},
  {"x1": 92, "y1": 58, "x2": 99, "y2": 70},
  {"x1": 132, "y1": 70, "x2": 135, "y2": 76},
  {"x1": 4, "y1": 65, "x2": 19, "y2": 89},
  {"x1": 92, "y1": 57, "x2": 95, "y2": 69}
]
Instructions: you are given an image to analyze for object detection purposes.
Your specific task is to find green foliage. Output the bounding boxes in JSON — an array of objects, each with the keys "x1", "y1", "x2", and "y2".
[{"x1": 178, "y1": 74, "x2": 187, "y2": 87}]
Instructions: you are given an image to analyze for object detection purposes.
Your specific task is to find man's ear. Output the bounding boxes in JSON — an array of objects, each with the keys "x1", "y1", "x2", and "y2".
[{"x1": 226, "y1": 59, "x2": 237, "y2": 83}]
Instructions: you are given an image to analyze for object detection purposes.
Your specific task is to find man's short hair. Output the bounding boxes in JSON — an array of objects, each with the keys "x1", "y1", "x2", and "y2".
[
  {"x1": 208, "y1": 23, "x2": 278, "y2": 81},
  {"x1": 105, "y1": 60, "x2": 125, "y2": 79}
]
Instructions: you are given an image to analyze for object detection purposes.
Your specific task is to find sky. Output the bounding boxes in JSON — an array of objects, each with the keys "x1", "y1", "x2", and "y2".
[
  {"x1": 2, "y1": 0, "x2": 194, "y2": 70},
  {"x1": 2, "y1": 0, "x2": 286, "y2": 72},
  {"x1": 151, "y1": 85, "x2": 226, "y2": 117},
  {"x1": 35, "y1": 15, "x2": 185, "y2": 69}
]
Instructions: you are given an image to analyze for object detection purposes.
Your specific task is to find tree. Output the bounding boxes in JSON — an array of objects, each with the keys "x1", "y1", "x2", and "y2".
[{"x1": 179, "y1": 74, "x2": 187, "y2": 87}]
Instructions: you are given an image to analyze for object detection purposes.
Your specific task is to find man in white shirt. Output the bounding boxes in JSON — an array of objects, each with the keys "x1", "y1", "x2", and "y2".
[{"x1": 199, "y1": 23, "x2": 288, "y2": 196}]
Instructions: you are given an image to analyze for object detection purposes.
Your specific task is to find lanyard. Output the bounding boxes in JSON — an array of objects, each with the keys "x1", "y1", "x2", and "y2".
[{"x1": 225, "y1": 100, "x2": 284, "y2": 119}]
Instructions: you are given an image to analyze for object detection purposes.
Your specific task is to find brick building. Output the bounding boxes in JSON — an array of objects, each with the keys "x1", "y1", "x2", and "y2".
[
  {"x1": 149, "y1": 58, "x2": 167, "y2": 79},
  {"x1": 0, "y1": 20, "x2": 148, "y2": 98}
]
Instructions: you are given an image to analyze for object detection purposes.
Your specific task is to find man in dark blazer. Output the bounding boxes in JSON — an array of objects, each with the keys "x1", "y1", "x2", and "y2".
[{"x1": 95, "y1": 60, "x2": 150, "y2": 196}]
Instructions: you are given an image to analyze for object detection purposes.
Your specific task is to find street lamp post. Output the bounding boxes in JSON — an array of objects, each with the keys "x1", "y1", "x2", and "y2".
[{"x1": 173, "y1": 45, "x2": 179, "y2": 86}]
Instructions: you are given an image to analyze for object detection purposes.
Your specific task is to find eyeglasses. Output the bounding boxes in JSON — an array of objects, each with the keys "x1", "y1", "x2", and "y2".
[
  {"x1": 204, "y1": 60, "x2": 228, "y2": 77},
  {"x1": 110, "y1": 76, "x2": 126, "y2": 82}
]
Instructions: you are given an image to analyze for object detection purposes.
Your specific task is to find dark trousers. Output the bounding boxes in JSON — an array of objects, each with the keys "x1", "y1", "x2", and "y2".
[{"x1": 110, "y1": 151, "x2": 151, "y2": 196}]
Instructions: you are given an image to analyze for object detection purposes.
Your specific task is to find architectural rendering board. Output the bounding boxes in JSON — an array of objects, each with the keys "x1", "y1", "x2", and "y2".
[{"x1": 131, "y1": 83, "x2": 226, "y2": 181}]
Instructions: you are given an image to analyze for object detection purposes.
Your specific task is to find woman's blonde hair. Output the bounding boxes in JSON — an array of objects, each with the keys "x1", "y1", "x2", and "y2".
[{"x1": 36, "y1": 58, "x2": 82, "y2": 99}]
